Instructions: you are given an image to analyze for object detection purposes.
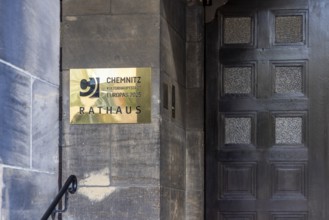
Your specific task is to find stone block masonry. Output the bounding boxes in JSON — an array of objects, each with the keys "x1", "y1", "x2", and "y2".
[
  {"x1": 62, "y1": 0, "x2": 204, "y2": 219},
  {"x1": 62, "y1": 0, "x2": 161, "y2": 219},
  {"x1": 0, "y1": 0, "x2": 60, "y2": 219}
]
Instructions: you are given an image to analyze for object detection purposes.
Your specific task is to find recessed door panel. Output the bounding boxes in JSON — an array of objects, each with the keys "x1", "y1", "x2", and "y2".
[{"x1": 206, "y1": 0, "x2": 329, "y2": 219}]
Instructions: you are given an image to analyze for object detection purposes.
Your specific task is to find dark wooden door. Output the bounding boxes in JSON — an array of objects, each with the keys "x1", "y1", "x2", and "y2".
[{"x1": 205, "y1": 0, "x2": 329, "y2": 219}]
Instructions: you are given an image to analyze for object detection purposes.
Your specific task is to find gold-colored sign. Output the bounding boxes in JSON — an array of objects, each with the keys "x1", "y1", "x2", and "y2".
[{"x1": 70, "y1": 68, "x2": 151, "y2": 124}]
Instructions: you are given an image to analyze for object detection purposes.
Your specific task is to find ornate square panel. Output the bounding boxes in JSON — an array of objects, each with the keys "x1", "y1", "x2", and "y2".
[
  {"x1": 271, "y1": 61, "x2": 306, "y2": 96},
  {"x1": 225, "y1": 117, "x2": 251, "y2": 144},
  {"x1": 272, "y1": 10, "x2": 307, "y2": 46},
  {"x1": 271, "y1": 163, "x2": 307, "y2": 199},
  {"x1": 224, "y1": 67, "x2": 252, "y2": 94},
  {"x1": 274, "y1": 66, "x2": 302, "y2": 93},
  {"x1": 271, "y1": 112, "x2": 307, "y2": 147},
  {"x1": 219, "y1": 162, "x2": 257, "y2": 199},
  {"x1": 220, "y1": 212, "x2": 257, "y2": 220},
  {"x1": 221, "y1": 113, "x2": 256, "y2": 148},
  {"x1": 275, "y1": 16, "x2": 303, "y2": 43},
  {"x1": 222, "y1": 15, "x2": 255, "y2": 46},
  {"x1": 221, "y1": 63, "x2": 256, "y2": 97},
  {"x1": 271, "y1": 212, "x2": 308, "y2": 220},
  {"x1": 275, "y1": 117, "x2": 303, "y2": 144}
]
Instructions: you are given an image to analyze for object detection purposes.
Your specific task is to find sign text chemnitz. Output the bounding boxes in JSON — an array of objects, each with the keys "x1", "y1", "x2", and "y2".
[{"x1": 70, "y1": 68, "x2": 151, "y2": 124}]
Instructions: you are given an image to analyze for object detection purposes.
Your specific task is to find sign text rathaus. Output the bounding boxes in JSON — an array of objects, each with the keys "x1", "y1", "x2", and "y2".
[{"x1": 70, "y1": 68, "x2": 151, "y2": 124}]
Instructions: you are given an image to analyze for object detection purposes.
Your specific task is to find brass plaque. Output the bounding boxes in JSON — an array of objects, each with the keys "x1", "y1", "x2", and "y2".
[{"x1": 70, "y1": 68, "x2": 151, "y2": 124}]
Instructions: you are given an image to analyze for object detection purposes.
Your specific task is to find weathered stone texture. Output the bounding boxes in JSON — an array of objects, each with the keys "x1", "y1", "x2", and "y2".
[
  {"x1": 161, "y1": 0, "x2": 186, "y2": 39},
  {"x1": 170, "y1": 189, "x2": 185, "y2": 220},
  {"x1": 32, "y1": 80, "x2": 59, "y2": 172},
  {"x1": 0, "y1": 0, "x2": 60, "y2": 85},
  {"x1": 66, "y1": 187, "x2": 160, "y2": 220},
  {"x1": 185, "y1": 190, "x2": 203, "y2": 220},
  {"x1": 62, "y1": 0, "x2": 110, "y2": 16},
  {"x1": 186, "y1": 6, "x2": 204, "y2": 42},
  {"x1": 152, "y1": 68, "x2": 162, "y2": 117},
  {"x1": 0, "y1": 1, "x2": 60, "y2": 220},
  {"x1": 62, "y1": 0, "x2": 205, "y2": 219},
  {"x1": 111, "y1": 0, "x2": 159, "y2": 14},
  {"x1": 186, "y1": 131, "x2": 204, "y2": 191},
  {"x1": 185, "y1": 5, "x2": 204, "y2": 220},
  {"x1": 161, "y1": 18, "x2": 186, "y2": 87},
  {"x1": 0, "y1": 64, "x2": 31, "y2": 167},
  {"x1": 170, "y1": 124, "x2": 186, "y2": 190},
  {"x1": 160, "y1": 120, "x2": 171, "y2": 187},
  {"x1": 160, "y1": 187, "x2": 171, "y2": 220},
  {"x1": 160, "y1": 1, "x2": 190, "y2": 220},
  {"x1": 186, "y1": 89, "x2": 204, "y2": 129},
  {"x1": 62, "y1": 144, "x2": 111, "y2": 178},
  {"x1": 61, "y1": 67, "x2": 161, "y2": 185},
  {"x1": 62, "y1": 1, "x2": 161, "y2": 219},
  {"x1": 1, "y1": 168, "x2": 57, "y2": 220},
  {"x1": 62, "y1": 14, "x2": 160, "y2": 69},
  {"x1": 176, "y1": 82, "x2": 187, "y2": 128},
  {"x1": 186, "y1": 42, "x2": 204, "y2": 89},
  {"x1": 111, "y1": 123, "x2": 160, "y2": 186}
]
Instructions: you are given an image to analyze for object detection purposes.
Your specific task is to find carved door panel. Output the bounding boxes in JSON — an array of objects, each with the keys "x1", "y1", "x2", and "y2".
[{"x1": 206, "y1": 0, "x2": 329, "y2": 219}]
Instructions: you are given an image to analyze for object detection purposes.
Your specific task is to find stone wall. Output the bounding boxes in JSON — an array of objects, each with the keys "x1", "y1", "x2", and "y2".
[
  {"x1": 160, "y1": 0, "x2": 187, "y2": 219},
  {"x1": 61, "y1": 0, "x2": 161, "y2": 219},
  {"x1": 160, "y1": 0, "x2": 204, "y2": 219},
  {"x1": 0, "y1": 0, "x2": 60, "y2": 219},
  {"x1": 185, "y1": 4, "x2": 204, "y2": 220},
  {"x1": 62, "y1": 0, "x2": 204, "y2": 219}
]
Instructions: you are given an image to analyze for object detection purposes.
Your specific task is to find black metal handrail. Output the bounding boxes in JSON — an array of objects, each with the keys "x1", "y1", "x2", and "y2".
[{"x1": 41, "y1": 175, "x2": 78, "y2": 220}]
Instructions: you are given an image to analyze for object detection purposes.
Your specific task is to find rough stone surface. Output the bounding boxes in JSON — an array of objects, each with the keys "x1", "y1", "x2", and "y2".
[
  {"x1": 160, "y1": 120, "x2": 171, "y2": 187},
  {"x1": 161, "y1": 0, "x2": 186, "y2": 39},
  {"x1": 161, "y1": 17, "x2": 186, "y2": 87},
  {"x1": 186, "y1": 89, "x2": 204, "y2": 129},
  {"x1": 170, "y1": 189, "x2": 185, "y2": 220},
  {"x1": 0, "y1": 0, "x2": 60, "y2": 85},
  {"x1": 275, "y1": 117, "x2": 303, "y2": 144},
  {"x1": 275, "y1": 15, "x2": 303, "y2": 43},
  {"x1": 1, "y1": 168, "x2": 57, "y2": 220},
  {"x1": 185, "y1": 5, "x2": 204, "y2": 220},
  {"x1": 62, "y1": 0, "x2": 110, "y2": 16},
  {"x1": 186, "y1": 42, "x2": 204, "y2": 89},
  {"x1": 186, "y1": 6, "x2": 204, "y2": 42},
  {"x1": 32, "y1": 80, "x2": 59, "y2": 172},
  {"x1": 110, "y1": 123, "x2": 160, "y2": 186},
  {"x1": 160, "y1": 1, "x2": 206, "y2": 220},
  {"x1": 62, "y1": 143, "x2": 111, "y2": 178},
  {"x1": 274, "y1": 66, "x2": 303, "y2": 94},
  {"x1": 61, "y1": 0, "x2": 205, "y2": 219},
  {"x1": 225, "y1": 117, "x2": 252, "y2": 144},
  {"x1": 62, "y1": 1, "x2": 162, "y2": 219},
  {"x1": 224, "y1": 17, "x2": 252, "y2": 44},
  {"x1": 62, "y1": 123, "x2": 112, "y2": 148},
  {"x1": 185, "y1": 190, "x2": 203, "y2": 220},
  {"x1": 66, "y1": 186, "x2": 160, "y2": 220},
  {"x1": 170, "y1": 124, "x2": 186, "y2": 190},
  {"x1": 0, "y1": 64, "x2": 31, "y2": 167},
  {"x1": 186, "y1": 131, "x2": 204, "y2": 191},
  {"x1": 152, "y1": 68, "x2": 162, "y2": 117},
  {"x1": 160, "y1": 187, "x2": 171, "y2": 220},
  {"x1": 111, "y1": 0, "x2": 159, "y2": 14},
  {"x1": 62, "y1": 14, "x2": 160, "y2": 69},
  {"x1": 0, "y1": 1, "x2": 60, "y2": 220},
  {"x1": 224, "y1": 67, "x2": 252, "y2": 94}
]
